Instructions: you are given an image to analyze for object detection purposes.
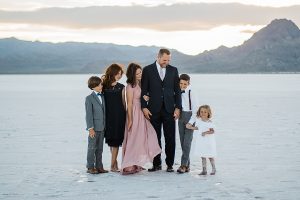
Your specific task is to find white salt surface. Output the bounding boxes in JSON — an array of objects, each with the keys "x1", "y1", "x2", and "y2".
[{"x1": 0, "y1": 74, "x2": 299, "y2": 200}]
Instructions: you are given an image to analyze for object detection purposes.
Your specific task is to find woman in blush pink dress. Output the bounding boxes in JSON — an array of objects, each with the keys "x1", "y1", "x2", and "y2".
[{"x1": 121, "y1": 63, "x2": 161, "y2": 175}]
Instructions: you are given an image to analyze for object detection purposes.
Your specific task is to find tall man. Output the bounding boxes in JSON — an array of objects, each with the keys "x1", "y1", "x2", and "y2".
[{"x1": 141, "y1": 48, "x2": 181, "y2": 172}]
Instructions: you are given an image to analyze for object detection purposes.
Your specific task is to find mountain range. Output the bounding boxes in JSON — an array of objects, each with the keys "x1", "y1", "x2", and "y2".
[{"x1": 0, "y1": 18, "x2": 299, "y2": 73}]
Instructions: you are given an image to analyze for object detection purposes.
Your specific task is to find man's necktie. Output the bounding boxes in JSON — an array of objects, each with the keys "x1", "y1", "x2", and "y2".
[{"x1": 159, "y1": 67, "x2": 164, "y2": 80}]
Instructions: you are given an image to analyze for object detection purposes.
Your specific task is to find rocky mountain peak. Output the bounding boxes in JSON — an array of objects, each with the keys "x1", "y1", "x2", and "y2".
[{"x1": 243, "y1": 18, "x2": 300, "y2": 49}]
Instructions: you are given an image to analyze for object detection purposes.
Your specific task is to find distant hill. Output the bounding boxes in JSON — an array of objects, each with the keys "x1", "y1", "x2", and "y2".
[
  {"x1": 0, "y1": 39, "x2": 167, "y2": 73},
  {"x1": 184, "y1": 18, "x2": 300, "y2": 73},
  {"x1": 0, "y1": 18, "x2": 299, "y2": 73}
]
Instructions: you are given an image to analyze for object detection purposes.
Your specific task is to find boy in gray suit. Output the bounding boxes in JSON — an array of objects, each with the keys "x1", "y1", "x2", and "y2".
[
  {"x1": 85, "y1": 76, "x2": 108, "y2": 174},
  {"x1": 177, "y1": 74, "x2": 198, "y2": 174}
]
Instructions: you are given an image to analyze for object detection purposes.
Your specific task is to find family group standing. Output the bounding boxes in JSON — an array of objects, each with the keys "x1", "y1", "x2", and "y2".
[{"x1": 84, "y1": 48, "x2": 217, "y2": 176}]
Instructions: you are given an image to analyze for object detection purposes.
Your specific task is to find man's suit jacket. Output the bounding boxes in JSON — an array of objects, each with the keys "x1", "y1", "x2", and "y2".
[
  {"x1": 85, "y1": 92, "x2": 106, "y2": 131},
  {"x1": 141, "y1": 62, "x2": 182, "y2": 114}
]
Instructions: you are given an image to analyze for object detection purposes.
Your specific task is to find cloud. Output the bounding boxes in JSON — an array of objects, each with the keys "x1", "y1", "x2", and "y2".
[
  {"x1": 0, "y1": 3, "x2": 299, "y2": 31},
  {"x1": 241, "y1": 29, "x2": 257, "y2": 34}
]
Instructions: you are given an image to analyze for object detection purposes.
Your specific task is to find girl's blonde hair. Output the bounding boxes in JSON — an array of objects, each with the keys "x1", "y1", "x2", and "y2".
[{"x1": 196, "y1": 105, "x2": 212, "y2": 119}]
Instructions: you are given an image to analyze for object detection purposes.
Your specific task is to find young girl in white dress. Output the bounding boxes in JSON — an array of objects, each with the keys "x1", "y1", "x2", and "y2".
[{"x1": 186, "y1": 105, "x2": 217, "y2": 175}]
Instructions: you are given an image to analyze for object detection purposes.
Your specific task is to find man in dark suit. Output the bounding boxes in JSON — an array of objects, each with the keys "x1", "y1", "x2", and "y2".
[{"x1": 141, "y1": 48, "x2": 182, "y2": 172}]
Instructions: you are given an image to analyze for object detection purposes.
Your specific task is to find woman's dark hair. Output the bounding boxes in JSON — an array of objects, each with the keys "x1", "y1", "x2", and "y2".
[
  {"x1": 88, "y1": 76, "x2": 101, "y2": 90},
  {"x1": 126, "y1": 63, "x2": 142, "y2": 87},
  {"x1": 102, "y1": 63, "x2": 123, "y2": 89}
]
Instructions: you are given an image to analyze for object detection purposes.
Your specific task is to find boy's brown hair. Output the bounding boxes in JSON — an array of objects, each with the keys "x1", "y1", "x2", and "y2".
[
  {"x1": 179, "y1": 74, "x2": 190, "y2": 82},
  {"x1": 88, "y1": 76, "x2": 102, "y2": 90}
]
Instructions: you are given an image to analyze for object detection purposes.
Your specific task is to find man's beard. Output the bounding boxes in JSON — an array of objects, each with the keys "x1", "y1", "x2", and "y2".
[{"x1": 160, "y1": 63, "x2": 167, "y2": 68}]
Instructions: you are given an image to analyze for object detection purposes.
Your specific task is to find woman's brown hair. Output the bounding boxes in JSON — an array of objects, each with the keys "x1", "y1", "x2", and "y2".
[{"x1": 102, "y1": 63, "x2": 124, "y2": 89}]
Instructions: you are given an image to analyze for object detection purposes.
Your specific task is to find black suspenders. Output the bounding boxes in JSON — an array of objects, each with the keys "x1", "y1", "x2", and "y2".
[{"x1": 188, "y1": 89, "x2": 191, "y2": 111}]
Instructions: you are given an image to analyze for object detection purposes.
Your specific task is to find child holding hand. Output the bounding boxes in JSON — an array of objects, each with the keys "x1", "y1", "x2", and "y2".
[{"x1": 186, "y1": 105, "x2": 217, "y2": 175}]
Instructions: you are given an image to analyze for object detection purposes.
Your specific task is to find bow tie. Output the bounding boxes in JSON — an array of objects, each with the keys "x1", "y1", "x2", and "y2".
[
  {"x1": 181, "y1": 90, "x2": 185, "y2": 94},
  {"x1": 97, "y1": 93, "x2": 103, "y2": 96}
]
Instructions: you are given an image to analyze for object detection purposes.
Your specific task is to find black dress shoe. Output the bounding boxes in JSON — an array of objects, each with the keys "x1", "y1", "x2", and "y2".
[
  {"x1": 148, "y1": 165, "x2": 162, "y2": 172},
  {"x1": 166, "y1": 166, "x2": 174, "y2": 172}
]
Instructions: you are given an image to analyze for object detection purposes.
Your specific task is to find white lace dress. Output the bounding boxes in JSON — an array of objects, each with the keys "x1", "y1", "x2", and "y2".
[{"x1": 191, "y1": 119, "x2": 217, "y2": 158}]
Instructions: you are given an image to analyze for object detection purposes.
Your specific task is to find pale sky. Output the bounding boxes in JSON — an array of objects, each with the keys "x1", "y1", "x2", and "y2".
[{"x1": 0, "y1": 0, "x2": 300, "y2": 55}]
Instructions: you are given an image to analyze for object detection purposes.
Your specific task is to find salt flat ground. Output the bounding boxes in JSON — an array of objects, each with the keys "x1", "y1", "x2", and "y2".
[{"x1": 0, "y1": 74, "x2": 299, "y2": 200}]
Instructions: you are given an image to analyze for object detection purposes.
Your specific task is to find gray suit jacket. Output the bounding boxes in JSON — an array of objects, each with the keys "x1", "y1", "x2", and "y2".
[{"x1": 85, "y1": 92, "x2": 106, "y2": 131}]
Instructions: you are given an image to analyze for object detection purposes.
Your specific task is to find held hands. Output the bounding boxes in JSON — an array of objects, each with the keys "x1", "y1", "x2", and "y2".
[
  {"x1": 89, "y1": 129, "x2": 96, "y2": 138},
  {"x1": 186, "y1": 123, "x2": 198, "y2": 130},
  {"x1": 142, "y1": 96, "x2": 150, "y2": 121},
  {"x1": 173, "y1": 108, "x2": 180, "y2": 120},
  {"x1": 142, "y1": 95, "x2": 179, "y2": 120},
  {"x1": 142, "y1": 108, "x2": 152, "y2": 120},
  {"x1": 143, "y1": 95, "x2": 149, "y2": 102}
]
